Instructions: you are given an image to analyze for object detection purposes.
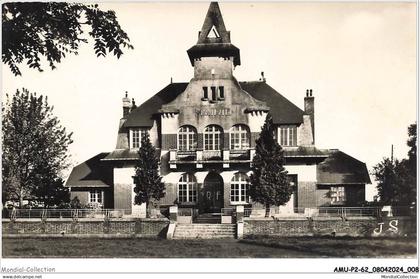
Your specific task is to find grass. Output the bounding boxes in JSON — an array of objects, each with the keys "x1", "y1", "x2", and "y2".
[{"x1": 2, "y1": 236, "x2": 416, "y2": 258}]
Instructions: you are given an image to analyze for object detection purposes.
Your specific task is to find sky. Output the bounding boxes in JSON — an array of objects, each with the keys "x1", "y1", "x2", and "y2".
[{"x1": 2, "y1": 2, "x2": 417, "y2": 200}]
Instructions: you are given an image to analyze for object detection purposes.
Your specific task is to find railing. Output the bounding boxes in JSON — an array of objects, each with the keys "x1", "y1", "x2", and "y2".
[
  {"x1": 202, "y1": 150, "x2": 222, "y2": 160},
  {"x1": 176, "y1": 150, "x2": 196, "y2": 161},
  {"x1": 240, "y1": 206, "x2": 411, "y2": 218},
  {"x1": 177, "y1": 207, "x2": 199, "y2": 217},
  {"x1": 169, "y1": 149, "x2": 254, "y2": 163},
  {"x1": 221, "y1": 208, "x2": 235, "y2": 216},
  {"x1": 2, "y1": 208, "x2": 130, "y2": 219},
  {"x1": 229, "y1": 149, "x2": 250, "y2": 160},
  {"x1": 317, "y1": 207, "x2": 381, "y2": 217},
  {"x1": 244, "y1": 208, "x2": 252, "y2": 217}
]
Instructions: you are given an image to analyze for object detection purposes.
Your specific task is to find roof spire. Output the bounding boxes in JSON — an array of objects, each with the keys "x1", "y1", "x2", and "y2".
[
  {"x1": 197, "y1": 2, "x2": 229, "y2": 44},
  {"x1": 187, "y1": 2, "x2": 241, "y2": 66}
]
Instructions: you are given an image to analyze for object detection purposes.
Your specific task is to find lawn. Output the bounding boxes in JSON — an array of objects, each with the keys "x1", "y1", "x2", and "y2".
[{"x1": 2, "y1": 236, "x2": 416, "y2": 258}]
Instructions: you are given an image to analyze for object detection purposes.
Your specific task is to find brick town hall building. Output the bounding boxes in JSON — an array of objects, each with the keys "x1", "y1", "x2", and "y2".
[{"x1": 66, "y1": 2, "x2": 371, "y2": 217}]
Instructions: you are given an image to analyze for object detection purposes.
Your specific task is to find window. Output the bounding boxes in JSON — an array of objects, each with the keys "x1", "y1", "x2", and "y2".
[
  {"x1": 230, "y1": 124, "x2": 250, "y2": 150},
  {"x1": 230, "y1": 173, "x2": 250, "y2": 203},
  {"x1": 89, "y1": 190, "x2": 103, "y2": 204},
  {"x1": 130, "y1": 128, "x2": 149, "y2": 148},
  {"x1": 202, "y1": 87, "x2": 208, "y2": 99},
  {"x1": 178, "y1": 126, "x2": 197, "y2": 151},
  {"x1": 330, "y1": 186, "x2": 346, "y2": 204},
  {"x1": 211, "y1": 86, "x2": 217, "y2": 101},
  {"x1": 178, "y1": 173, "x2": 198, "y2": 203},
  {"x1": 204, "y1": 125, "x2": 223, "y2": 151},
  {"x1": 278, "y1": 125, "x2": 297, "y2": 147},
  {"x1": 219, "y1": 86, "x2": 224, "y2": 99}
]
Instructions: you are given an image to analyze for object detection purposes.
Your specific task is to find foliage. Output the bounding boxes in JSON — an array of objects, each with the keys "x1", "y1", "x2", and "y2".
[
  {"x1": 133, "y1": 133, "x2": 165, "y2": 217},
  {"x1": 249, "y1": 114, "x2": 293, "y2": 217},
  {"x1": 372, "y1": 123, "x2": 417, "y2": 206},
  {"x1": 2, "y1": 2, "x2": 134, "y2": 76},
  {"x1": 2, "y1": 88, "x2": 73, "y2": 207}
]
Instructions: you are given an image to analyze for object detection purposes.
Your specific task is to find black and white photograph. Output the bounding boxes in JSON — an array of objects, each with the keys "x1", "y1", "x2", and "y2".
[{"x1": 1, "y1": 1, "x2": 418, "y2": 277}]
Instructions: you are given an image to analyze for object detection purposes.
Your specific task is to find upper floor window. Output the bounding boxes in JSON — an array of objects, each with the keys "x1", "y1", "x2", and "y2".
[
  {"x1": 202, "y1": 86, "x2": 225, "y2": 102},
  {"x1": 178, "y1": 173, "x2": 198, "y2": 203},
  {"x1": 211, "y1": 86, "x2": 217, "y2": 101},
  {"x1": 204, "y1": 125, "x2": 223, "y2": 151},
  {"x1": 230, "y1": 173, "x2": 250, "y2": 203},
  {"x1": 219, "y1": 86, "x2": 224, "y2": 99},
  {"x1": 130, "y1": 128, "x2": 149, "y2": 149},
  {"x1": 330, "y1": 186, "x2": 346, "y2": 204},
  {"x1": 230, "y1": 124, "x2": 250, "y2": 150},
  {"x1": 178, "y1": 125, "x2": 197, "y2": 151},
  {"x1": 202, "y1": 87, "x2": 208, "y2": 100},
  {"x1": 278, "y1": 125, "x2": 297, "y2": 147}
]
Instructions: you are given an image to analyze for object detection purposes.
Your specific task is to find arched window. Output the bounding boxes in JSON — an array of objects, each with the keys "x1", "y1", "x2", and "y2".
[
  {"x1": 178, "y1": 173, "x2": 198, "y2": 203},
  {"x1": 204, "y1": 125, "x2": 223, "y2": 151},
  {"x1": 230, "y1": 173, "x2": 250, "y2": 203},
  {"x1": 230, "y1": 124, "x2": 250, "y2": 150},
  {"x1": 178, "y1": 125, "x2": 197, "y2": 151}
]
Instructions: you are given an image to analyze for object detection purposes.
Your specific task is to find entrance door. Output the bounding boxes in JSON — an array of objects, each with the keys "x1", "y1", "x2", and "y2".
[{"x1": 201, "y1": 172, "x2": 224, "y2": 213}]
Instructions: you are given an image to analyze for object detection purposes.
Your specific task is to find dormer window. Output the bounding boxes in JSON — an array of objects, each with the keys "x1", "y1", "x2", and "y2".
[
  {"x1": 278, "y1": 125, "x2": 297, "y2": 147},
  {"x1": 130, "y1": 128, "x2": 149, "y2": 149}
]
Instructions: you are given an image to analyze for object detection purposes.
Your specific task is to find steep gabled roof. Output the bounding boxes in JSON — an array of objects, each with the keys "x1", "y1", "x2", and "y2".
[
  {"x1": 124, "y1": 83, "x2": 188, "y2": 128},
  {"x1": 240, "y1": 81, "x2": 304, "y2": 124},
  {"x1": 124, "y1": 81, "x2": 304, "y2": 128},
  {"x1": 65, "y1": 153, "x2": 113, "y2": 188}
]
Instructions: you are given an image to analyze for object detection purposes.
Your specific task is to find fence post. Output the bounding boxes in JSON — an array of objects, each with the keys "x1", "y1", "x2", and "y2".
[
  {"x1": 169, "y1": 205, "x2": 178, "y2": 223},
  {"x1": 236, "y1": 205, "x2": 244, "y2": 239}
]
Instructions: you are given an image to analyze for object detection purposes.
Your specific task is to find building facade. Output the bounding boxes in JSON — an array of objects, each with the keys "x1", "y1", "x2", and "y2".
[{"x1": 66, "y1": 2, "x2": 371, "y2": 216}]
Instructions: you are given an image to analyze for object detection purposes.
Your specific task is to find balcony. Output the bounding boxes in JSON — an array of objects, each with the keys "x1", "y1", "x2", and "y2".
[{"x1": 169, "y1": 149, "x2": 255, "y2": 169}]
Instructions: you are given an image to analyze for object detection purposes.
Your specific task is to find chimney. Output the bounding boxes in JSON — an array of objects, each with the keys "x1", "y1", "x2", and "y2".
[
  {"x1": 260, "y1": 71, "x2": 266, "y2": 82},
  {"x1": 131, "y1": 98, "x2": 137, "y2": 110},
  {"x1": 304, "y1": 89, "x2": 315, "y2": 144},
  {"x1": 122, "y1": 91, "x2": 131, "y2": 118}
]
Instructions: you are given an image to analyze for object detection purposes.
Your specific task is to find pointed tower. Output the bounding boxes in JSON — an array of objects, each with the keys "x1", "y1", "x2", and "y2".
[{"x1": 187, "y1": 2, "x2": 241, "y2": 68}]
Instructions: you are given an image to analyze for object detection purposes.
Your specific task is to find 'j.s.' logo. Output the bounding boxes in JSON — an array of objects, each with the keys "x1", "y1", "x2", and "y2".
[{"x1": 373, "y1": 220, "x2": 398, "y2": 235}]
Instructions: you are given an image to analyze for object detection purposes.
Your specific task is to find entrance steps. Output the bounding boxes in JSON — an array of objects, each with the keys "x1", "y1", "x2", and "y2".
[{"x1": 173, "y1": 224, "x2": 236, "y2": 239}]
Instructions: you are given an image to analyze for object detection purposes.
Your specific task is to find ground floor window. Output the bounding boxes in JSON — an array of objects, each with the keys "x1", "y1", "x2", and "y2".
[
  {"x1": 178, "y1": 173, "x2": 198, "y2": 203},
  {"x1": 230, "y1": 173, "x2": 250, "y2": 203},
  {"x1": 89, "y1": 190, "x2": 103, "y2": 204},
  {"x1": 330, "y1": 186, "x2": 346, "y2": 204}
]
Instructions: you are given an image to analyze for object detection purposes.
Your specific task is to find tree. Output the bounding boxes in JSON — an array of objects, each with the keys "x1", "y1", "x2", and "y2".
[
  {"x1": 372, "y1": 123, "x2": 417, "y2": 207},
  {"x1": 2, "y1": 88, "x2": 73, "y2": 207},
  {"x1": 2, "y1": 2, "x2": 134, "y2": 76},
  {"x1": 133, "y1": 133, "x2": 165, "y2": 217},
  {"x1": 249, "y1": 114, "x2": 293, "y2": 217}
]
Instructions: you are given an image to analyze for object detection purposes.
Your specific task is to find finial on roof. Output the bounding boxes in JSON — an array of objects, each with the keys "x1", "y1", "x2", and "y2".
[{"x1": 125, "y1": 91, "x2": 128, "y2": 98}]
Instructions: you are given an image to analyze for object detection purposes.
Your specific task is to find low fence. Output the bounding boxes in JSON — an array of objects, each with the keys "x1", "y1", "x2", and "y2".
[
  {"x1": 2, "y1": 208, "x2": 167, "y2": 219},
  {"x1": 2, "y1": 218, "x2": 170, "y2": 237},
  {"x1": 243, "y1": 216, "x2": 416, "y2": 237}
]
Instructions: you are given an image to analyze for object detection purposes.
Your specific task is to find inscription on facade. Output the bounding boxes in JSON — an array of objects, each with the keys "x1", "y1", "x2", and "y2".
[{"x1": 195, "y1": 108, "x2": 231, "y2": 117}]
